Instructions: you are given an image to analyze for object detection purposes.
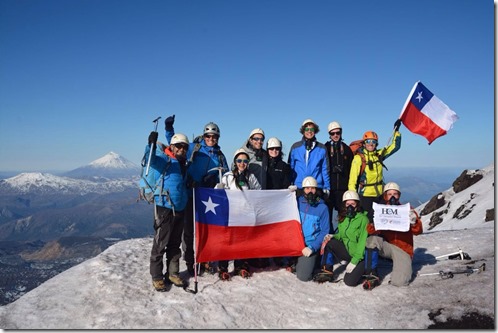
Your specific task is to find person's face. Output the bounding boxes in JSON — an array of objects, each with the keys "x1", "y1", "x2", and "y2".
[
  {"x1": 385, "y1": 190, "x2": 400, "y2": 201},
  {"x1": 364, "y1": 139, "x2": 378, "y2": 152},
  {"x1": 203, "y1": 133, "x2": 219, "y2": 147},
  {"x1": 303, "y1": 124, "x2": 316, "y2": 139},
  {"x1": 268, "y1": 146, "x2": 281, "y2": 158},
  {"x1": 344, "y1": 200, "x2": 357, "y2": 208},
  {"x1": 235, "y1": 154, "x2": 249, "y2": 172},
  {"x1": 173, "y1": 143, "x2": 188, "y2": 159},
  {"x1": 250, "y1": 135, "x2": 264, "y2": 150},
  {"x1": 303, "y1": 187, "x2": 316, "y2": 194},
  {"x1": 329, "y1": 129, "x2": 342, "y2": 143}
]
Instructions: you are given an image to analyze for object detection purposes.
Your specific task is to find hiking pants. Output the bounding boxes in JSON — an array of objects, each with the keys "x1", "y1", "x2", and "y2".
[
  {"x1": 327, "y1": 190, "x2": 345, "y2": 233},
  {"x1": 366, "y1": 235, "x2": 412, "y2": 286},
  {"x1": 359, "y1": 194, "x2": 381, "y2": 222},
  {"x1": 150, "y1": 205, "x2": 184, "y2": 280},
  {"x1": 182, "y1": 196, "x2": 195, "y2": 267},
  {"x1": 322, "y1": 238, "x2": 365, "y2": 286},
  {"x1": 296, "y1": 253, "x2": 320, "y2": 282}
]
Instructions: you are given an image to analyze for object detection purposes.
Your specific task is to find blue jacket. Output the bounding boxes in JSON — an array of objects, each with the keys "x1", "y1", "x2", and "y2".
[
  {"x1": 166, "y1": 130, "x2": 228, "y2": 192},
  {"x1": 288, "y1": 139, "x2": 331, "y2": 190},
  {"x1": 143, "y1": 143, "x2": 188, "y2": 211},
  {"x1": 297, "y1": 196, "x2": 330, "y2": 253}
]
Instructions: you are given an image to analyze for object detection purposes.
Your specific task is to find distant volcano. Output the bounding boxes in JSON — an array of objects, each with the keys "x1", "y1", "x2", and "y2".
[{"x1": 63, "y1": 152, "x2": 140, "y2": 180}]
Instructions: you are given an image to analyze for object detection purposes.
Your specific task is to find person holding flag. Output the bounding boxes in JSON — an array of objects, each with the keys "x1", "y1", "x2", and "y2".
[{"x1": 348, "y1": 124, "x2": 402, "y2": 222}]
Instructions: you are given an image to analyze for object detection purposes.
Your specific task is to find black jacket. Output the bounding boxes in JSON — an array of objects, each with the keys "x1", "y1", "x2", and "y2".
[
  {"x1": 266, "y1": 156, "x2": 292, "y2": 190},
  {"x1": 325, "y1": 140, "x2": 354, "y2": 191}
]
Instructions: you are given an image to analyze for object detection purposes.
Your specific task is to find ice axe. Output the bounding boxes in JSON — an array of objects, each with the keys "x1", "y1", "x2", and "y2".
[
  {"x1": 145, "y1": 116, "x2": 162, "y2": 177},
  {"x1": 208, "y1": 166, "x2": 227, "y2": 185}
]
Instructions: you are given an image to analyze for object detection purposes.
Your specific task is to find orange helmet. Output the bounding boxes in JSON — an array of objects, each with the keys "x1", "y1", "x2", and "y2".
[{"x1": 362, "y1": 131, "x2": 378, "y2": 141}]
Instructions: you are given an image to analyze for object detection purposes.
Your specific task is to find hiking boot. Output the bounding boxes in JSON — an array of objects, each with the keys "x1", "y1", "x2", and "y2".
[
  {"x1": 152, "y1": 279, "x2": 168, "y2": 292},
  {"x1": 168, "y1": 275, "x2": 185, "y2": 288},
  {"x1": 362, "y1": 274, "x2": 380, "y2": 290},
  {"x1": 286, "y1": 263, "x2": 296, "y2": 274},
  {"x1": 235, "y1": 268, "x2": 251, "y2": 278},
  {"x1": 203, "y1": 262, "x2": 216, "y2": 275},
  {"x1": 313, "y1": 271, "x2": 335, "y2": 283},
  {"x1": 218, "y1": 269, "x2": 231, "y2": 281}
]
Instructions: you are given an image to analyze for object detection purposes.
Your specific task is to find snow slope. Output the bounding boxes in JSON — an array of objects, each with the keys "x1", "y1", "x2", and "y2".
[{"x1": 0, "y1": 166, "x2": 494, "y2": 329}]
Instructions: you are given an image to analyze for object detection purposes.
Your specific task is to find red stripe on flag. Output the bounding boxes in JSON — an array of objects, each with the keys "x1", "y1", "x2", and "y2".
[
  {"x1": 195, "y1": 220, "x2": 305, "y2": 262},
  {"x1": 401, "y1": 103, "x2": 447, "y2": 144}
]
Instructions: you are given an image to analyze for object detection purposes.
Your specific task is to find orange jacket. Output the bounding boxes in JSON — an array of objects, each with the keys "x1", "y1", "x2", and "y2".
[{"x1": 366, "y1": 205, "x2": 423, "y2": 258}]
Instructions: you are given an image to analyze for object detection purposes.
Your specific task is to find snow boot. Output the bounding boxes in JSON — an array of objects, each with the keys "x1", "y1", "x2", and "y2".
[
  {"x1": 313, "y1": 266, "x2": 335, "y2": 283},
  {"x1": 234, "y1": 261, "x2": 251, "y2": 278},
  {"x1": 362, "y1": 274, "x2": 380, "y2": 290},
  {"x1": 218, "y1": 268, "x2": 231, "y2": 281},
  {"x1": 168, "y1": 275, "x2": 185, "y2": 288},
  {"x1": 152, "y1": 279, "x2": 168, "y2": 292}
]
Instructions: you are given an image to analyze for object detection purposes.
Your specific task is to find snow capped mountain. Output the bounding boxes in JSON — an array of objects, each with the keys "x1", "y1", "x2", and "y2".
[
  {"x1": 0, "y1": 172, "x2": 136, "y2": 195},
  {"x1": 88, "y1": 152, "x2": 138, "y2": 169},
  {"x1": 417, "y1": 163, "x2": 494, "y2": 231},
  {"x1": 63, "y1": 152, "x2": 140, "y2": 180}
]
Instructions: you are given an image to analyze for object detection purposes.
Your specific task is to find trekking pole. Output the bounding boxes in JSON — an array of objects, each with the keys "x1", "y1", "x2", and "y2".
[
  {"x1": 145, "y1": 117, "x2": 162, "y2": 177},
  {"x1": 184, "y1": 188, "x2": 198, "y2": 294},
  {"x1": 435, "y1": 248, "x2": 470, "y2": 261},
  {"x1": 418, "y1": 263, "x2": 486, "y2": 279}
]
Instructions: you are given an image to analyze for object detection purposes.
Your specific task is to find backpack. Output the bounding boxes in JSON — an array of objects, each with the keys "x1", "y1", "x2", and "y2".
[
  {"x1": 138, "y1": 142, "x2": 171, "y2": 204},
  {"x1": 349, "y1": 139, "x2": 388, "y2": 188}
]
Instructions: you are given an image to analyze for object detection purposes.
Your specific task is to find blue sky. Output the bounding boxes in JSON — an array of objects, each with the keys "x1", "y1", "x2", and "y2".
[{"x1": 0, "y1": 0, "x2": 494, "y2": 173}]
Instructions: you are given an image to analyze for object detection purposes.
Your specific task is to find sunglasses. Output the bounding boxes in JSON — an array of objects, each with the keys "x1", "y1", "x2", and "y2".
[
  {"x1": 174, "y1": 143, "x2": 189, "y2": 150},
  {"x1": 329, "y1": 131, "x2": 341, "y2": 136},
  {"x1": 236, "y1": 159, "x2": 249, "y2": 164},
  {"x1": 364, "y1": 139, "x2": 378, "y2": 145},
  {"x1": 304, "y1": 127, "x2": 315, "y2": 132},
  {"x1": 204, "y1": 134, "x2": 218, "y2": 139},
  {"x1": 251, "y1": 137, "x2": 264, "y2": 142},
  {"x1": 268, "y1": 147, "x2": 281, "y2": 151}
]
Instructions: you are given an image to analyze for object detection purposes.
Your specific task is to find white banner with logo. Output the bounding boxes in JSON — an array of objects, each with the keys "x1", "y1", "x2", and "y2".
[{"x1": 372, "y1": 203, "x2": 410, "y2": 232}]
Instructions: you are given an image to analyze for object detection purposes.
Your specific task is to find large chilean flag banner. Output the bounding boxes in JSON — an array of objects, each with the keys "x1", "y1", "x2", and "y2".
[
  {"x1": 400, "y1": 81, "x2": 458, "y2": 144},
  {"x1": 194, "y1": 188, "x2": 305, "y2": 263}
]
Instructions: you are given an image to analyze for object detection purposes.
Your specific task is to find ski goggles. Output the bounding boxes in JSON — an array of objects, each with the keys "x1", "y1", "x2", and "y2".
[
  {"x1": 236, "y1": 159, "x2": 249, "y2": 164},
  {"x1": 364, "y1": 139, "x2": 378, "y2": 145}
]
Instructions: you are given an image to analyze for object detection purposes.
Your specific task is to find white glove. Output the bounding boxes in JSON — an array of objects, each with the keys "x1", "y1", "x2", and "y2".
[
  {"x1": 302, "y1": 247, "x2": 313, "y2": 257},
  {"x1": 214, "y1": 183, "x2": 225, "y2": 189},
  {"x1": 323, "y1": 234, "x2": 334, "y2": 242},
  {"x1": 288, "y1": 185, "x2": 297, "y2": 192},
  {"x1": 345, "y1": 262, "x2": 356, "y2": 274},
  {"x1": 340, "y1": 260, "x2": 348, "y2": 266},
  {"x1": 410, "y1": 210, "x2": 418, "y2": 225},
  {"x1": 323, "y1": 189, "x2": 330, "y2": 198}
]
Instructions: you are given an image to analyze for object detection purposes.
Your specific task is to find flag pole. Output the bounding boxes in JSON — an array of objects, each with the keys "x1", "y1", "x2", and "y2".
[
  {"x1": 184, "y1": 189, "x2": 198, "y2": 294},
  {"x1": 399, "y1": 81, "x2": 420, "y2": 119}
]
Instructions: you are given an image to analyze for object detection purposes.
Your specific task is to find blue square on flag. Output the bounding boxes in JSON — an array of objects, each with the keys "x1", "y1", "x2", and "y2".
[{"x1": 195, "y1": 188, "x2": 229, "y2": 227}]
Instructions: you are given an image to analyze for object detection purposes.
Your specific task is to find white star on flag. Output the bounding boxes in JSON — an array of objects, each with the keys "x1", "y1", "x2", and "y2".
[
  {"x1": 416, "y1": 91, "x2": 423, "y2": 103},
  {"x1": 202, "y1": 196, "x2": 219, "y2": 214}
]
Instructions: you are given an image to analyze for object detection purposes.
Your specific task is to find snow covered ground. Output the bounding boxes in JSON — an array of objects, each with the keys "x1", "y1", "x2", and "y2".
[{"x1": 0, "y1": 165, "x2": 494, "y2": 329}]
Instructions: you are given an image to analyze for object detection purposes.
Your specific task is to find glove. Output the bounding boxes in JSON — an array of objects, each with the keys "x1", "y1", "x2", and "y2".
[
  {"x1": 394, "y1": 119, "x2": 402, "y2": 132},
  {"x1": 410, "y1": 210, "x2": 418, "y2": 225},
  {"x1": 148, "y1": 131, "x2": 158, "y2": 145},
  {"x1": 345, "y1": 262, "x2": 356, "y2": 274},
  {"x1": 302, "y1": 247, "x2": 313, "y2": 257},
  {"x1": 322, "y1": 189, "x2": 330, "y2": 199},
  {"x1": 323, "y1": 234, "x2": 334, "y2": 242},
  {"x1": 164, "y1": 115, "x2": 175, "y2": 131},
  {"x1": 288, "y1": 185, "x2": 297, "y2": 192},
  {"x1": 214, "y1": 183, "x2": 225, "y2": 189}
]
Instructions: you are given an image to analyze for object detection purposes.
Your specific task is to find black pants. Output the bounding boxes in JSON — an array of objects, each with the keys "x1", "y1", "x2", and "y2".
[
  {"x1": 327, "y1": 189, "x2": 346, "y2": 233},
  {"x1": 322, "y1": 238, "x2": 365, "y2": 287},
  {"x1": 150, "y1": 205, "x2": 184, "y2": 280},
  {"x1": 359, "y1": 195, "x2": 381, "y2": 222}
]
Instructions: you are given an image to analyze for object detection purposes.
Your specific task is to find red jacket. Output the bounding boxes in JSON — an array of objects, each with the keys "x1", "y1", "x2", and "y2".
[{"x1": 366, "y1": 204, "x2": 423, "y2": 258}]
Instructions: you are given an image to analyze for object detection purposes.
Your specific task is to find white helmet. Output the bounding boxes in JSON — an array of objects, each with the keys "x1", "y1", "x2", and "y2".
[
  {"x1": 342, "y1": 190, "x2": 360, "y2": 201},
  {"x1": 301, "y1": 119, "x2": 317, "y2": 127},
  {"x1": 384, "y1": 182, "x2": 401, "y2": 194},
  {"x1": 170, "y1": 133, "x2": 189, "y2": 145},
  {"x1": 327, "y1": 121, "x2": 342, "y2": 133},
  {"x1": 204, "y1": 122, "x2": 220, "y2": 136},
  {"x1": 302, "y1": 176, "x2": 318, "y2": 188},
  {"x1": 233, "y1": 148, "x2": 249, "y2": 160},
  {"x1": 249, "y1": 128, "x2": 265, "y2": 138},
  {"x1": 267, "y1": 137, "x2": 282, "y2": 149}
]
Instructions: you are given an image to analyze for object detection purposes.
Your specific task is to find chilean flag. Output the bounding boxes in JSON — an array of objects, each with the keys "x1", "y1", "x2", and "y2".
[
  {"x1": 399, "y1": 81, "x2": 459, "y2": 144},
  {"x1": 194, "y1": 188, "x2": 305, "y2": 263}
]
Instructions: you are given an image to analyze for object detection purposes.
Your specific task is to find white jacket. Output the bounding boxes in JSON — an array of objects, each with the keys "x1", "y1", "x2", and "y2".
[{"x1": 220, "y1": 171, "x2": 262, "y2": 190}]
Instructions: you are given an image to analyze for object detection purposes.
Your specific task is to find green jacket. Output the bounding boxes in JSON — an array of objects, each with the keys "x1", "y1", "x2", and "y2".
[{"x1": 335, "y1": 211, "x2": 369, "y2": 265}]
